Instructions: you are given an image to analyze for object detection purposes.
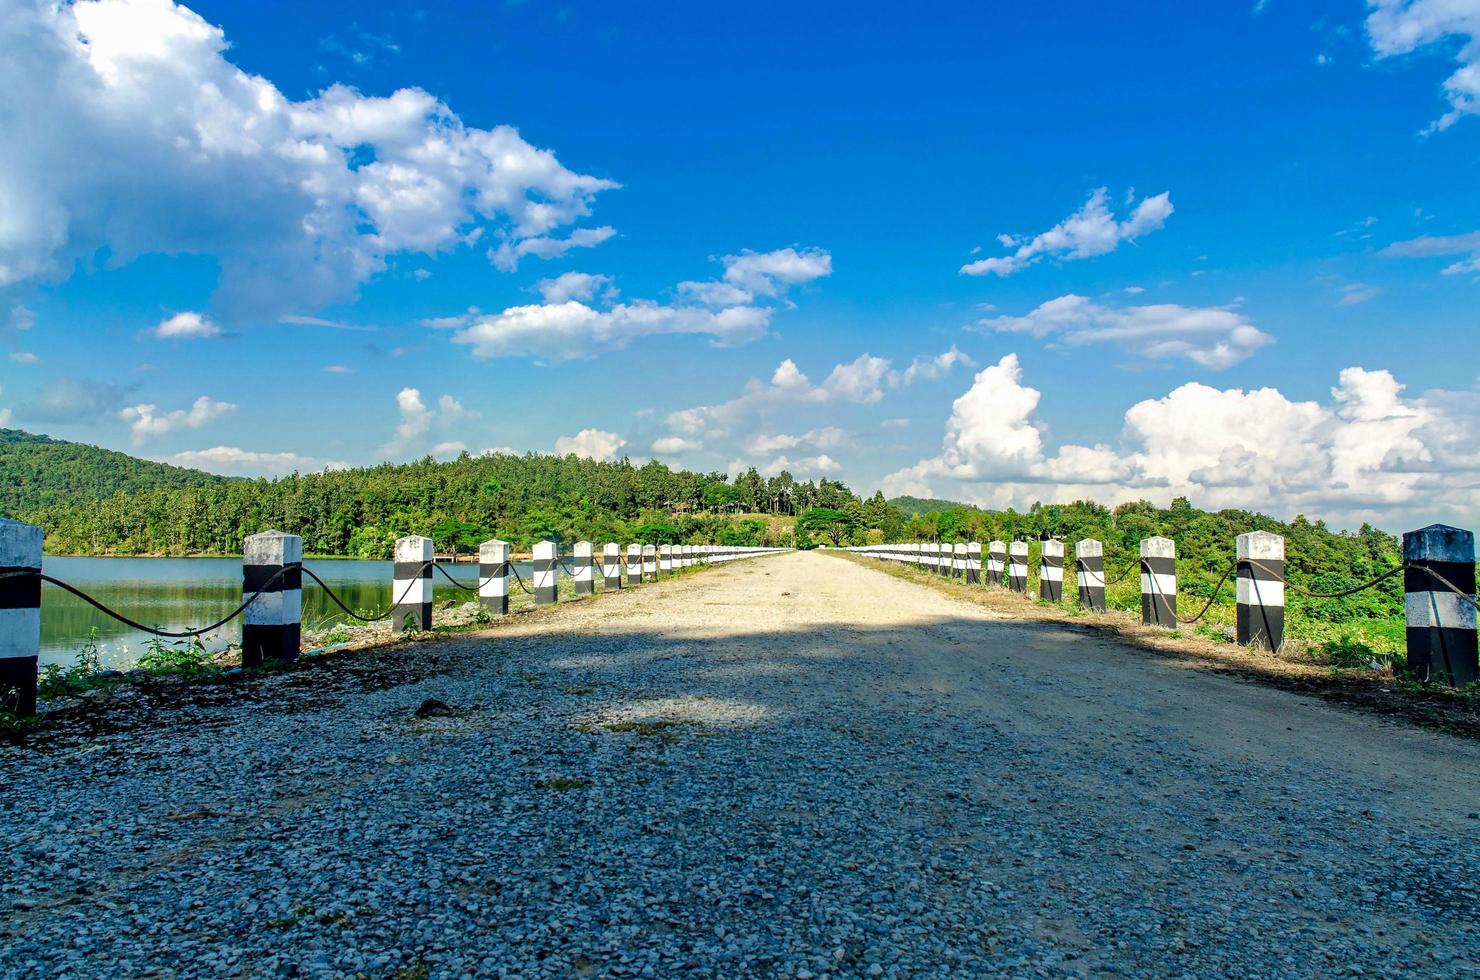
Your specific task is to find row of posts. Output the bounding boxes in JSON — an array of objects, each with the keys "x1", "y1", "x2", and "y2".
[
  {"x1": 0, "y1": 518, "x2": 782, "y2": 716},
  {"x1": 845, "y1": 522, "x2": 1478, "y2": 687}
]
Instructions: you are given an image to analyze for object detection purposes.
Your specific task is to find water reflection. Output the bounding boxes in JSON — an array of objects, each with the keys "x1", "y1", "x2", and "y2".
[{"x1": 39, "y1": 556, "x2": 527, "y2": 668}]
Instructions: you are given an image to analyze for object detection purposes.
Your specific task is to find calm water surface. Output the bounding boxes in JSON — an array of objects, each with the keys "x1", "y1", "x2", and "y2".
[{"x1": 39, "y1": 556, "x2": 531, "y2": 668}]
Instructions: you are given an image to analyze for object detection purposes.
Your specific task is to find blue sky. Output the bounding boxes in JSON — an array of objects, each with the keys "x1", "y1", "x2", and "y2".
[{"x1": 1, "y1": 0, "x2": 1477, "y2": 530}]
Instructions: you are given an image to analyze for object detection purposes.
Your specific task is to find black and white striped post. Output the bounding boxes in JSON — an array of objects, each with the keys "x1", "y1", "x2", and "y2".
[
  {"x1": 533, "y1": 540, "x2": 558, "y2": 606},
  {"x1": 242, "y1": 530, "x2": 302, "y2": 667},
  {"x1": 1039, "y1": 538, "x2": 1064, "y2": 602},
  {"x1": 1008, "y1": 541, "x2": 1028, "y2": 593},
  {"x1": 1075, "y1": 538, "x2": 1105, "y2": 612},
  {"x1": 1236, "y1": 530, "x2": 1284, "y2": 651},
  {"x1": 953, "y1": 542, "x2": 967, "y2": 579},
  {"x1": 602, "y1": 542, "x2": 622, "y2": 590},
  {"x1": 680, "y1": 544, "x2": 691, "y2": 568},
  {"x1": 0, "y1": 518, "x2": 42, "y2": 717},
  {"x1": 573, "y1": 540, "x2": 594, "y2": 596},
  {"x1": 1402, "y1": 524, "x2": 1477, "y2": 686},
  {"x1": 1140, "y1": 536, "x2": 1177, "y2": 628},
  {"x1": 660, "y1": 544, "x2": 673, "y2": 574},
  {"x1": 642, "y1": 544, "x2": 657, "y2": 582},
  {"x1": 966, "y1": 541, "x2": 982, "y2": 584},
  {"x1": 479, "y1": 539, "x2": 510, "y2": 614},
  {"x1": 393, "y1": 535, "x2": 433, "y2": 632},
  {"x1": 987, "y1": 540, "x2": 1005, "y2": 586},
  {"x1": 626, "y1": 544, "x2": 642, "y2": 585}
]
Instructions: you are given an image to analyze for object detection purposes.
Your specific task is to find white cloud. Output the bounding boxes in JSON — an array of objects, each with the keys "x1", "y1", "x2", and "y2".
[
  {"x1": 450, "y1": 246, "x2": 830, "y2": 360},
  {"x1": 322, "y1": 364, "x2": 353, "y2": 373},
  {"x1": 1382, "y1": 229, "x2": 1480, "y2": 276},
  {"x1": 715, "y1": 246, "x2": 833, "y2": 299},
  {"x1": 746, "y1": 433, "x2": 801, "y2": 454},
  {"x1": 381, "y1": 387, "x2": 476, "y2": 457},
  {"x1": 960, "y1": 188, "x2": 1173, "y2": 277},
  {"x1": 881, "y1": 353, "x2": 1480, "y2": 526},
  {"x1": 760, "y1": 453, "x2": 839, "y2": 478},
  {"x1": 900, "y1": 345, "x2": 978, "y2": 385},
  {"x1": 9, "y1": 352, "x2": 39, "y2": 364},
  {"x1": 802, "y1": 426, "x2": 849, "y2": 449},
  {"x1": 0, "y1": 0, "x2": 617, "y2": 315},
  {"x1": 1367, "y1": 0, "x2": 1480, "y2": 131},
  {"x1": 119, "y1": 394, "x2": 236, "y2": 445},
  {"x1": 152, "y1": 311, "x2": 219, "y2": 340},
  {"x1": 554, "y1": 427, "x2": 625, "y2": 461},
  {"x1": 489, "y1": 226, "x2": 617, "y2": 272},
  {"x1": 651, "y1": 435, "x2": 701, "y2": 454},
  {"x1": 971, "y1": 294, "x2": 1272, "y2": 369},
  {"x1": 168, "y1": 445, "x2": 347, "y2": 476},
  {"x1": 431, "y1": 440, "x2": 467, "y2": 457},
  {"x1": 880, "y1": 417, "x2": 910, "y2": 429},
  {"x1": 1336, "y1": 282, "x2": 1379, "y2": 306},
  {"x1": 535, "y1": 271, "x2": 614, "y2": 304}
]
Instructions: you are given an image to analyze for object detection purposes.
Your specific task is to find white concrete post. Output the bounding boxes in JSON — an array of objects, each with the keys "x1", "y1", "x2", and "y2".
[
  {"x1": 602, "y1": 542, "x2": 622, "y2": 590},
  {"x1": 1236, "y1": 531, "x2": 1284, "y2": 651},
  {"x1": 243, "y1": 530, "x2": 303, "y2": 666},
  {"x1": 393, "y1": 536, "x2": 434, "y2": 631},
  {"x1": 1039, "y1": 538, "x2": 1064, "y2": 602},
  {"x1": 953, "y1": 542, "x2": 967, "y2": 579},
  {"x1": 479, "y1": 539, "x2": 510, "y2": 614},
  {"x1": 533, "y1": 540, "x2": 558, "y2": 606},
  {"x1": 1008, "y1": 541, "x2": 1028, "y2": 593},
  {"x1": 660, "y1": 544, "x2": 673, "y2": 573},
  {"x1": 626, "y1": 544, "x2": 642, "y2": 584},
  {"x1": 987, "y1": 541, "x2": 1005, "y2": 586},
  {"x1": 1140, "y1": 537, "x2": 1177, "y2": 628},
  {"x1": 966, "y1": 541, "x2": 982, "y2": 584},
  {"x1": 573, "y1": 540, "x2": 594, "y2": 596},
  {"x1": 1075, "y1": 539, "x2": 1105, "y2": 612},
  {"x1": 0, "y1": 519, "x2": 42, "y2": 717},
  {"x1": 642, "y1": 543, "x2": 657, "y2": 582},
  {"x1": 1403, "y1": 524, "x2": 1477, "y2": 686}
]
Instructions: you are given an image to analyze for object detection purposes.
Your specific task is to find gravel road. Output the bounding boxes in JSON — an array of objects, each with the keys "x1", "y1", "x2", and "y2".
[{"x1": 3, "y1": 550, "x2": 1477, "y2": 978}]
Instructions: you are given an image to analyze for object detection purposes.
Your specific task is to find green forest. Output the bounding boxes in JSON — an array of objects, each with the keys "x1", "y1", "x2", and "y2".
[{"x1": 0, "y1": 428, "x2": 1416, "y2": 650}]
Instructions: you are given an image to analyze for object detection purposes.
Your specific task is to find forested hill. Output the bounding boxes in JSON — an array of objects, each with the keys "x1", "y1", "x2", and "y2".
[
  {"x1": 7, "y1": 439, "x2": 889, "y2": 556},
  {"x1": 887, "y1": 495, "x2": 976, "y2": 517},
  {"x1": 0, "y1": 428, "x2": 229, "y2": 515}
]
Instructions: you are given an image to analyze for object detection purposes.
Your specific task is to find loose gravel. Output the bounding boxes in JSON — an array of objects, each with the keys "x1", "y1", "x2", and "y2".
[{"x1": 2, "y1": 551, "x2": 1477, "y2": 978}]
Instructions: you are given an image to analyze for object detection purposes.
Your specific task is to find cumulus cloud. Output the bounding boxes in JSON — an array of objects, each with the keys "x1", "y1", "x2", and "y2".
[
  {"x1": 381, "y1": 387, "x2": 476, "y2": 457},
  {"x1": 0, "y1": 0, "x2": 616, "y2": 315},
  {"x1": 1382, "y1": 229, "x2": 1480, "y2": 276},
  {"x1": 119, "y1": 394, "x2": 236, "y2": 445},
  {"x1": 168, "y1": 445, "x2": 346, "y2": 476},
  {"x1": 880, "y1": 353, "x2": 1480, "y2": 526},
  {"x1": 152, "y1": 311, "x2": 220, "y2": 340},
  {"x1": 1367, "y1": 0, "x2": 1480, "y2": 130},
  {"x1": 535, "y1": 271, "x2": 615, "y2": 304},
  {"x1": 971, "y1": 294, "x2": 1273, "y2": 369},
  {"x1": 554, "y1": 428, "x2": 625, "y2": 461},
  {"x1": 760, "y1": 453, "x2": 839, "y2": 478},
  {"x1": 651, "y1": 435, "x2": 701, "y2": 454},
  {"x1": 900, "y1": 345, "x2": 978, "y2": 385},
  {"x1": 450, "y1": 246, "x2": 830, "y2": 360},
  {"x1": 960, "y1": 188, "x2": 1173, "y2": 277},
  {"x1": 489, "y1": 226, "x2": 617, "y2": 273},
  {"x1": 658, "y1": 346, "x2": 970, "y2": 473}
]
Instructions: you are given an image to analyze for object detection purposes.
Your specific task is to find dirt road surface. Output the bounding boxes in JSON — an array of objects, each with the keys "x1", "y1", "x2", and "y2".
[{"x1": 2, "y1": 551, "x2": 1477, "y2": 977}]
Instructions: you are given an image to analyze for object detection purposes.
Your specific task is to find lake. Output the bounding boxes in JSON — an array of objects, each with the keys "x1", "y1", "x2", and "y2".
[{"x1": 37, "y1": 556, "x2": 532, "y2": 668}]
